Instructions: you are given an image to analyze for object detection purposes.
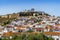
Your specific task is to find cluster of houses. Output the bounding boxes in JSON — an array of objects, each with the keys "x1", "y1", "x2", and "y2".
[
  {"x1": 0, "y1": 15, "x2": 60, "y2": 40},
  {"x1": 0, "y1": 9, "x2": 60, "y2": 40}
]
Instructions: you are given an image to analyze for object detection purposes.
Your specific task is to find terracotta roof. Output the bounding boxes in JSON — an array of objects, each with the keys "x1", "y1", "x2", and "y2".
[
  {"x1": 16, "y1": 27, "x2": 24, "y2": 30},
  {"x1": 45, "y1": 25, "x2": 53, "y2": 29},
  {"x1": 54, "y1": 27, "x2": 60, "y2": 30},
  {"x1": 54, "y1": 24, "x2": 60, "y2": 30},
  {"x1": 2, "y1": 31, "x2": 13, "y2": 36},
  {"x1": 44, "y1": 32, "x2": 60, "y2": 35}
]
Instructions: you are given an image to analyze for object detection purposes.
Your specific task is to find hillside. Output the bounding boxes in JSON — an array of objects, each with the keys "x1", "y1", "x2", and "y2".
[{"x1": 0, "y1": 8, "x2": 51, "y2": 26}]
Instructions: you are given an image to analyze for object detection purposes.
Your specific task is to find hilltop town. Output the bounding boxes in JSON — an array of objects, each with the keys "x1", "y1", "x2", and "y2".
[{"x1": 0, "y1": 8, "x2": 60, "y2": 40}]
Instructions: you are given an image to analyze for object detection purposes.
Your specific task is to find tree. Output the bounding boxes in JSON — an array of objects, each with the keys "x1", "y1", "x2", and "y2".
[
  {"x1": 1, "y1": 33, "x2": 54, "y2": 40},
  {"x1": 48, "y1": 37, "x2": 54, "y2": 40},
  {"x1": 0, "y1": 38, "x2": 2, "y2": 40},
  {"x1": 3, "y1": 20, "x2": 10, "y2": 25}
]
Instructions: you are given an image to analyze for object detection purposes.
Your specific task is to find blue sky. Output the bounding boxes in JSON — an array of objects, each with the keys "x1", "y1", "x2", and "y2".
[{"x1": 0, "y1": 0, "x2": 60, "y2": 16}]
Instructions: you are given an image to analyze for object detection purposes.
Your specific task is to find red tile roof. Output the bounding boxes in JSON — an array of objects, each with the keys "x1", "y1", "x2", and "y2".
[{"x1": 44, "y1": 32, "x2": 60, "y2": 35}]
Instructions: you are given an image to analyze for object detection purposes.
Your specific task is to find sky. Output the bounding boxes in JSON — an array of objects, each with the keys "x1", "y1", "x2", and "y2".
[{"x1": 0, "y1": 0, "x2": 60, "y2": 16}]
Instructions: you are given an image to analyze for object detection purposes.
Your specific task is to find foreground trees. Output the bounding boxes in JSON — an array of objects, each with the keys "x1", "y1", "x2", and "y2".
[
  {"x1": 1, "y1": 33, "x2": 53, "y2": 40},
  {"x1": 26, "y1": 33, "x2": 53, "y2": 40}
]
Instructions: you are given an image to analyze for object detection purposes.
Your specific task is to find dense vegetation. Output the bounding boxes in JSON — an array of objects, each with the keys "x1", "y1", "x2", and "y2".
[
  {"x1": 0, "y1": 33, "x2": 53, "y2": 40},
  {"x1": 19, "y1": 12, "x2": 50, "y2": 16},
  {"x1": 0, "y1": 18, "x2": 16, "y2": 26}
]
